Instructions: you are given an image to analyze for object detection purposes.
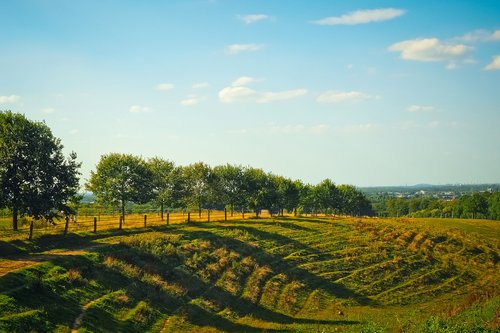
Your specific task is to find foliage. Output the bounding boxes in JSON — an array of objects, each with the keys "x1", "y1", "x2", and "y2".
[
  {"x1": 212, "y1": 164, "x2": 247, "y2": 214},
  {"x1": 378, "y1": 191, "x2": 500, "y2": 220},
  {"x1": 182, "y1": 162, "x2": 217, "y2": 214},
  {"x1": 86, "y1": 153, "x2": 154, "y2": 223},
  {"x1": 0, "y1": 111, "x2": 81, "y2": 230},
  {"x1": 147, "y1": 157, "x2": 184, "y2": 217},
  {"x1": 85, "y1": 154, "x2": 373, "y2": 218}
]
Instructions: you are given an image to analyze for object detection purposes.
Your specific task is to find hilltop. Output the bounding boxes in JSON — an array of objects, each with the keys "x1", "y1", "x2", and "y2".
[{"x1": 0, "y1": 216, "x2": 498, "y2": 332}]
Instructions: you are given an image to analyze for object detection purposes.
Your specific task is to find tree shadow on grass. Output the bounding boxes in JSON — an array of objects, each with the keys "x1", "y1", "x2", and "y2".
[
  {"x1": 1, "y1": 228, "x2": 160, "y2": 256},
  {"x1": 183, "y1": 225, "x2": 374, "y2": 306},
  {"x1": 1, "y1": 226, "x2": 364, "y2": 332},
  {"x1": 230, "y1": 219, "x2": 317, "y2": 232},
  {"x1": 0, "y1": 240, "x2": 29, "y2": 256},
  {"x1": 95, "y1": 242, "x2": 361, "y2": 329}
]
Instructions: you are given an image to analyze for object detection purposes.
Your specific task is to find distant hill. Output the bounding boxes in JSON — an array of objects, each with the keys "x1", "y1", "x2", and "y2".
[{"x1": 79, "y1": 191, "x2": 96, "y2": 203}]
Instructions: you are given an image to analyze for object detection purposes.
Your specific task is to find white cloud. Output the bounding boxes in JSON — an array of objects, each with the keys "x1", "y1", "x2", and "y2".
[
  {"x1": 219, "y1": 77, "x2": 306, "y2": 103},
  {"x1": 180, "y1": 95, "x2": 201, "y2": 106},
  {"x1": 270, "y1": 124, "x2": 306, "y2": 134},
  {"x1": 238, "y1": 14, "x2": 269, "y2": 24},
  {"x1": 457, "y1": 29, "x2": 500, "y2": 43},
  {"x1": 314, "y1": 8, "x2": 405, "y2": 25},
  {"x1": 342, "y1": 123, "x2": 379, "y2": 134},
  {"x1": 269, "y1": 123, "x2": 329, "y2": 135},
  {"x1": 232, "y1": 76, "x2": 259, "y2": 87},
  {"x1": 257, "y1": 89, "x2": 308, "y2": 103},
  {"x1": 310, "y1": 124, "x2": 330, "y2": 134},
  {"x1": 156, "y1": 83, "x2": 175, "y2": 91},
  {"x1": 484, "y1": 55, "x2": 500, "y2": 70},
  {"x1": 192, "y1": 82, "x2": 209, "y2": 89},
  {"x1": 129, "y1": 105, "x2": 152, "y2": 113},
  {"x1": 388, "y1": 38, "x2": 472, "y2": 68},
  {"x1": 0, "y1": 95, "x2": 20, "y2": 104},
  {"x1": 226, "y1": 43, "x2": 264, "y2": 55},
  {"x1": 218, "y1": 86, "x2": 257, "y2": 103},
  {"x1": 400, "y1": 120, "x2": 444, "y2": 130},
  {"x1": 41, "y1": 107, "x2": 56, "y2": 114},
  {"x1": 227, "y1": 128, "x2": 249, "y2": 135},
  {"x1": 407, "y1": 105, "x2": 435, "y2": 112},
  {"x1": 428, "y1": 120, "x2": 440, "y2": 128},
  {"x1": 317, "y1": 90, "x2": 372, "y2": 103}
]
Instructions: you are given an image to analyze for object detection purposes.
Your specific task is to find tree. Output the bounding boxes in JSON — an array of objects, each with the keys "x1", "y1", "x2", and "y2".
[
  {"x1": 275, "y1": 176, "x2": 301, "y2": 216},
  {"x1": 314, "y1": 179, "x2": 341, "y2": 214},
  {"x1": 0, "y1": 111, "x2": 81, "y2": 231},
  {"x1": 244, "y1": 167, "x2": 277, "y2": 216},
  {"x1": 86, "y1": 153, "x2": 153, "y2": 229},
  {"x1": 148, "y1": 157, "x2": 182, "y2": 219},
  {"x1": 298, "y1": 183, "x2": 315, "y2": 215},
  {"x1": 182, "y1": 162, "x2": 216, "y2": 217},
  {"x1": 463, "y1": 193, "x2": 488, "y2": 219},
  {"x1": 213, "y1": 164, "x2": 246, "y2": 216},
  {"x1": 488, "y1": 192, "x2": 500, "y2": 220},
  {"x1": 338, "y1": 184, "x2": 373, "y2": 216}
]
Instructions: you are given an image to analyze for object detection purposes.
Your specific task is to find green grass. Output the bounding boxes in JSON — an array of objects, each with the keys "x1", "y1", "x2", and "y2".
[{"x1": 0, "y1": 216, "x2": 498, "y2": 332}]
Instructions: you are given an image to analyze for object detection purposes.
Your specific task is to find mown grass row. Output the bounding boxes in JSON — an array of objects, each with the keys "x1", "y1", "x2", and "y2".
[{"x1": 0, "y1": 216, "x2": 498, "y2": 332}]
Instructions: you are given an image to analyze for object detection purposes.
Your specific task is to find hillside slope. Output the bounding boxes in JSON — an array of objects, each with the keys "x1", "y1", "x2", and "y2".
[{"x1": 0, "y1": 217, "x2": 498, "y2": 332}]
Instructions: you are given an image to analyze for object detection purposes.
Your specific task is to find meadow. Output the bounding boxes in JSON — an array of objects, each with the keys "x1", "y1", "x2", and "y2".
[{"x1": 0, "y1": 216, "x2": 498, "y2": 332}]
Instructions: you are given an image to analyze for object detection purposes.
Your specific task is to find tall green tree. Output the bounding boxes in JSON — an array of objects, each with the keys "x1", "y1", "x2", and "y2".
[
  {"x1": 244, "y1": 168, "x2": 279, "y2": 216},
  {"x1": 463, "y1": 193, "x2": 489, "y2": 219},
  {"x1": 213, "y1": 164, "x2": 246, "y2": 216},
  {"x1": 0, "y1": 111, "x2": 81, "y2": 231},
  {"x1": 182, "y1": 162, "x2": 216, "y2": 216},
  {"x1": 488, "y1": 192, "x2": 500, "y2": 220},
  {"x1": 275, "y1": 176, "x2": 301, "y2": 216},
  {"x1": 86, "y1": 153, "x2": 153, "y2": 229},
  {"x1": 314, "y1": 179, "x2": 341, "y2": 214},
  {"x1": 148, "y1": 157, "x2": 182, "y2": 219},
  {"x1": 338, "y1": 184, "x2": 373, "y2": 216}
]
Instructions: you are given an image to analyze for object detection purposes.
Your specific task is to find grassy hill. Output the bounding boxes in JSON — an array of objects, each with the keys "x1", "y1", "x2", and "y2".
[{"x1": 0, "y1": 217, "x2": 498, "y2": 332}]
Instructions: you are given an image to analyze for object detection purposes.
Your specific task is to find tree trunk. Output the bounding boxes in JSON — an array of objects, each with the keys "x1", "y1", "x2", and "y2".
[
  {"x1": 160, "y1": 200, "x2": 164, "y2": 220},
  {"x1": 12, "y1": 205, "x2": 18, "y2": 231},
  {"x1": 231, "y1": 203, "x2": 234, "y2": 217},
  {"x1": 198, "y1": 205, "x2": 202, "y2": 218},
  {"x1": 29, "y1": 220, "x2": 34, "y2": 240},
  {"x1": 120, "y1": 200, "x2": 125, "y2": 230},
  {"x1": 64, "y1": 215, "x2": 69, "y2": 235}
]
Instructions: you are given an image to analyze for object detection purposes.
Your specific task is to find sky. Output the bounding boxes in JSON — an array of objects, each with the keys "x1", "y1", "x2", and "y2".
[{"x1": 1, "y1": 0, "x2": 499, "y2": 187}]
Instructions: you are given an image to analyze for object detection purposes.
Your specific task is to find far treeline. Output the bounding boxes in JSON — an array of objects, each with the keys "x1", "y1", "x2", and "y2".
[{"x1": 372, "y1": 193, "x2": 500, "y2": 220}]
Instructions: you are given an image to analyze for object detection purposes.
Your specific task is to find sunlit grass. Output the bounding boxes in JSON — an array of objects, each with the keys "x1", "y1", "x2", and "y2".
[{"x1": 0, "y1": 216, "x2": 498, "y2": 332}]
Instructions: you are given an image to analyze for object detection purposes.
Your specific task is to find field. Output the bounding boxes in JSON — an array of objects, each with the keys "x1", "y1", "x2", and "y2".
[{"x1": 0, "y1": 216, "x2": 498, "y2": 332}]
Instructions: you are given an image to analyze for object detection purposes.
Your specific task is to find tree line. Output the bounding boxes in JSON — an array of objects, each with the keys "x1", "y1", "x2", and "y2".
[
  {"x1": 373, "y1": 192, "x2": 500, "y2": 220},
  {"x1": 86, "y1": 153, "x2": 374, "y2": 228},
  {"x1": 1, "y1": 111, "x2": 372, "y2": 232}
]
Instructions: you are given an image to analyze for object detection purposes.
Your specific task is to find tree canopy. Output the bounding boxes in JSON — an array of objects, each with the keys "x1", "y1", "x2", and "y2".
[
  {"x1": 0, "y1": 111, "x2": 81, "y2": 230},
  {"x1": 86, "y1": 153, "x2": 154, "y2": 228}
]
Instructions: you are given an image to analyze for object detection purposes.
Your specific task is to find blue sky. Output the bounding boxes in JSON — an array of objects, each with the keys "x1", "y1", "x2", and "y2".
[{"x1": 1, "y1": 0, "x2": 499, "y2": 186}]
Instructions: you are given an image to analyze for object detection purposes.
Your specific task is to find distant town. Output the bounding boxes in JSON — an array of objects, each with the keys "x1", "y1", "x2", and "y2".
[{"x1": 361, "y1": 184, "x2": 500, "y2": 200}]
